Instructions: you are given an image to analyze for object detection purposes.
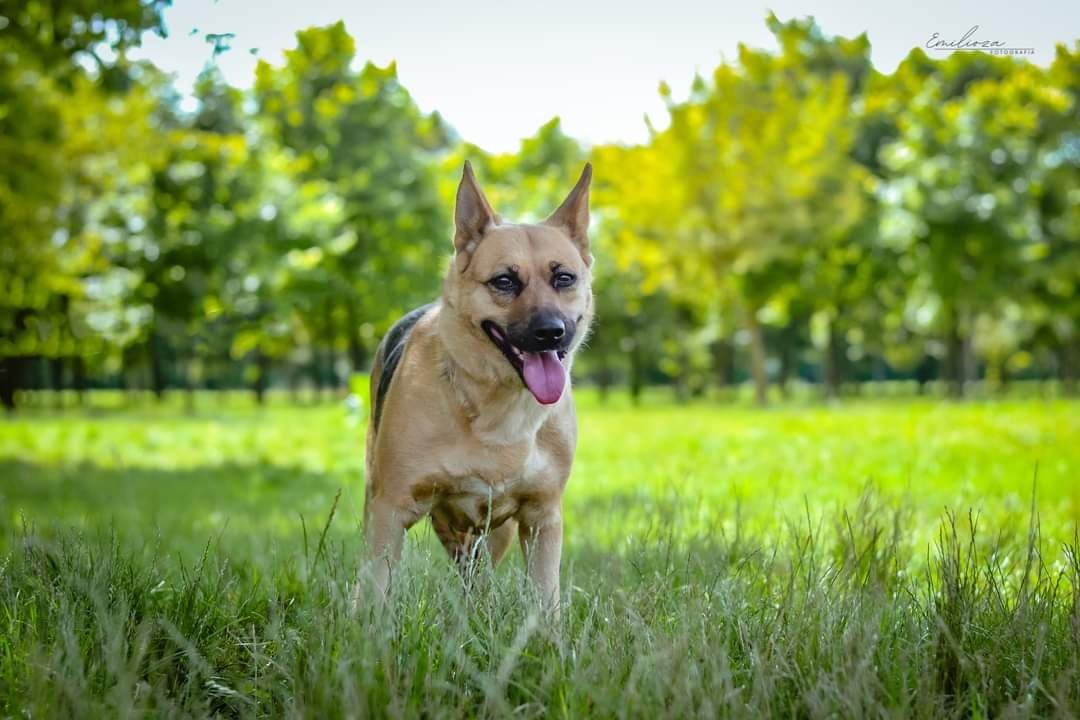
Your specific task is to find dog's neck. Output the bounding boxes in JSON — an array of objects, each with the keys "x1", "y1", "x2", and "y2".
[{"x1": 435, "y1": 312, "x2": 560, "y2": 446}]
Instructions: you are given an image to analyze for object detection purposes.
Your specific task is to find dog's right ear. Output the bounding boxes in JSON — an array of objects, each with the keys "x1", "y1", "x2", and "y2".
[{"x1": 454, "y1": 161, "x2": 498, "y2": 256}]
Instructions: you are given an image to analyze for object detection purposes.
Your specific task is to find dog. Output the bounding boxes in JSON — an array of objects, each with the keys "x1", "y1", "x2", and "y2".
[{"x1": 358, "y1": 161, "x2": 594, "y2": 612}]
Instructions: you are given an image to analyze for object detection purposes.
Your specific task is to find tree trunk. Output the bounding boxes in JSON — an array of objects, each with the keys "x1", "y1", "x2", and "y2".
[
  {"x1": 628, "y1": 339, "x2": 644, "y2": 405},
  {"x1": 50, "y1": 357, "x2": 65, "y2": 409},
  {"x1": 309, "y1": 352, "x2": 323, "y2": 404},
  {"x1": 596, "y1": 353, "x2": 612, "y2": 403},
  {"x1": 318, "y1": 347, "x2": 333, "y2": 401},
  {"x1": 711, "y1": 339, "x2": 735, "y2": 402},
  {"x1": 944, "y1": 310, "x2": 965, "y2": 398},
  {"x1": 673, "y1": 345, "x2": 691, "y2": 403},
  {"x1": 253, "y1": 349, "x2": 269, "y2": 406},
  {"x1": 872, "y1": 355, "x2": 887, "y2": 383},
  {"x1": 1, "y1": 310, "x2": 32, "y2": 412},
  {"x1": 914, "y1": 354, "x2": 935, "y2": 395},
  {"x1": 73, "y1": 355, "x2": 87, "y2": 406},
  {"x1": 185, "y1": 386, "x2": 196, "y2": 413},
  {"x1": 1060, "y1": 339, "x2": 1078, "y2": 396},
  {"x1": 289, "y1": 368, "x2": 301, "y2": 405},
  {"x1": 745, "y1": 309, "x2": 768, "y2": 406},
  {"x1": 0, "y1": 356, "x2": 24, "y2": 412},
  {"x1": 121, "y1": 346, "x2": 140, "y2": 407},
  {"x1": 778, "y1": 321, "x2": 797, "y2": 399},
  {"x1": 183, "y1": 358, "x2": 196, "y2": 414},
  {"x1": 672, "y1": 307, "x2": 694, "y2": 402},
  {"x1": 345, "y1": 300, "x2": 367, "y2": 373},
  {"x1": 822, "y1": 325, "x2": 844, "y2": 400},
  {"x1": 149, "y1": 330, "x2": 167, "y2": 401},
  {"x1": 313, "y1": 308, "x2": 337, "y2": 403}
]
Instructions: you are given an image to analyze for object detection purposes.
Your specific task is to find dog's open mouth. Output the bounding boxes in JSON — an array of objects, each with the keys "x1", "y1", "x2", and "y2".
[{"x1": 481, "y1": 321, "x2": 567, "y2": 405}]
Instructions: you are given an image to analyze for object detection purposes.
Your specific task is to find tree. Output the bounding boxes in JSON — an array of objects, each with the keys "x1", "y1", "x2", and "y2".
[
  {"x1": 589, "y1": 138, "x2": 698, "y2": 401},
  {"x1": 877, "y1": 50, "x2": 1067, "y2": 395},
  {"x1": 1027, "y1": 44, "x2": 1080, "y2": 391},
  {"x1": 602, "y1": 16, "x2": 871, "y2": 405},
  {"x1": 0, "y1": 0, "x2": 167, "y2": 78},
  {"x1": 254, "y1": 23, "x2": 449, "y2": 378},
  {"x1": 0, "y1": 0, "x2": 167, "y2": 410}
]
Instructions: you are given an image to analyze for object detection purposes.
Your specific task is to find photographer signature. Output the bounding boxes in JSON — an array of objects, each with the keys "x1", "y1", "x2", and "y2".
[{"x1": 925, "y1": 25, "x2": 1034, "y2": 56}]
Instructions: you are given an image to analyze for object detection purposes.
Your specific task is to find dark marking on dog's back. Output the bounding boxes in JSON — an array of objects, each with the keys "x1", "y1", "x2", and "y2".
[{"x1": 373, "y1": 303, "x2": 436, "y2": 432}]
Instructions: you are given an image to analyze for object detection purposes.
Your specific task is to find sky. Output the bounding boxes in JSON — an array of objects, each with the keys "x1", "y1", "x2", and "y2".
[{"x1": 133, "y1": 0, "x2": 1080, "y2": 153}]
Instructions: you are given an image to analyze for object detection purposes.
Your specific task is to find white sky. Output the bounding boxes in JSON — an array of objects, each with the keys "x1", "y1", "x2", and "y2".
[{"x1": 133, "y1": 0, "x2": 1079, "y2": 153}]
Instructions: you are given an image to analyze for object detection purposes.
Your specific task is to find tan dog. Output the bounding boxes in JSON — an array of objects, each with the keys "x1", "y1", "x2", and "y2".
[{"x1": 358, "y1": 162, "x2": 594, "y2": 611}]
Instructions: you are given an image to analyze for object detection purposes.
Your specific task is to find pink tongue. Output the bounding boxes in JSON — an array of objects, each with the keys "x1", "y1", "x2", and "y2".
[{"x1": 521, "y1": 351, "x2": 566, "y2": 405}]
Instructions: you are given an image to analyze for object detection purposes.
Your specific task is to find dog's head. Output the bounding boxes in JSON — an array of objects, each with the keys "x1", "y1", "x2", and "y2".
[{"x1": 441, "y1": 162, "x2": 594, "y2": 406}]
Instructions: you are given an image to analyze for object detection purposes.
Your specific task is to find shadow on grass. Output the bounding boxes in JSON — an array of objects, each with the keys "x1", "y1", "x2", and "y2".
[{"x1": 0, "y1": 459, "x2": 365, "y2": 562}]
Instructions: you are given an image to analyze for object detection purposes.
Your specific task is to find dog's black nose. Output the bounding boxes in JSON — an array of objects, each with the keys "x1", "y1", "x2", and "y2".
[{"x1": 531, "y1": 315, "x2": 565, "y2": 348}]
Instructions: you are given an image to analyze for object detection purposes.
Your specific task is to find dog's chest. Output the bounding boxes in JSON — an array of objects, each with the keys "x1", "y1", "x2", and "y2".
[
  {"x1": 425, "y1": 441, "x2": 550, "y2": 532},
  {"x1": 431, "y1": 478, "x2": 521, "y2": 532}
]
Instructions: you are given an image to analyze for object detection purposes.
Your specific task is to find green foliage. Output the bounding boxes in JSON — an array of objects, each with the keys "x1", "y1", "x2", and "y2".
[
  {"x1": 586, "y1": 25, "x2": 1080, "y2": 401},
  {"x1": 0, "y1": 0, "x2": 167, "y2": 78},
  {"x1": 0, "y1": 13, "x2": 1078, "y2": 409},
  {"x1": 591, "y1": 18, "x2": 876, "y2": 402},
  {"x1": 255, "y1": 22, "x2": 450, "y2": 351},
  {"x1": 0, "y1": 0, "x2": 168, "y2": 399},
  {"x1": 875, "y1": 54, "x2": 1073, "y2": 383}
]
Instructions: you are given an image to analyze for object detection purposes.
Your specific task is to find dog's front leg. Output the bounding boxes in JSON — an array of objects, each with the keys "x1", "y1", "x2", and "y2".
[
  {"x1": 519, "y1": 510, "x2": 563, "y2": 614},
  {"x1": 362, "y1": 496, "x2": 407, "y2": 600}
]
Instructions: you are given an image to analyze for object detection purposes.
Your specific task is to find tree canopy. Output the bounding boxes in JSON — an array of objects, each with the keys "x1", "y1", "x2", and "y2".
[{"x1": 1, "y1": 7, "x2": 1077, "y2": 409}]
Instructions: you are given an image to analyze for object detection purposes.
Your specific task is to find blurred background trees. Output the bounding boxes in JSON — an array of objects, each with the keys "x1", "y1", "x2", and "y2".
[{"x1": 1, "y1": 5, "x2": 1077, "y2": 410}]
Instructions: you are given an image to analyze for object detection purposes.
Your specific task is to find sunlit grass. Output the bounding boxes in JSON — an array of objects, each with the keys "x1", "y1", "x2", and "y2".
[
  {"x1": 1, "y1": 391, "x2": 1078, "y2": 716},
  {"x1": 2, "y1": 390, "x2": 1076, "y2": 556}
]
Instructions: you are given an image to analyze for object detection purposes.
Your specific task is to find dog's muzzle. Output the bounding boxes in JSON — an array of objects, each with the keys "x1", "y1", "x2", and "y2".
[{"x1": 482, "y1": 313, "x2": 574, "y2": 405}]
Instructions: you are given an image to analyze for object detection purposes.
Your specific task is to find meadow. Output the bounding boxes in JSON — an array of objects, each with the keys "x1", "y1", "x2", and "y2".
[{"x1": 1, "y1": 390, "x2": 1078, "y2": 717}]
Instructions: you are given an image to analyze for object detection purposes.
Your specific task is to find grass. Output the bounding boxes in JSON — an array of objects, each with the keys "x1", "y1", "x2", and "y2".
[{"x1": 1, "y1": 391, "x2": 1078, "y2": 717}]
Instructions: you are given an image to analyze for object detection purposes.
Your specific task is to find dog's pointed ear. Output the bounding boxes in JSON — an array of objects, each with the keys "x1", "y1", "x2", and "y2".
[
  {"x1": 454, "y1": 161, "x2": 498, "y2": 255},
  {"x1": 544, "y1": 163, "x2": 592, "y2": 262}
]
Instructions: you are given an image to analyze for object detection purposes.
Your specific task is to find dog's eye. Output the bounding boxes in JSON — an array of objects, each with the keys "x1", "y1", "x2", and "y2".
[
  {"x1": 552, "y1": 271, "x2": 576, "y2": 290},
  {"x1": 488, "y1": 274, "x2": 520, "y2": 294}
]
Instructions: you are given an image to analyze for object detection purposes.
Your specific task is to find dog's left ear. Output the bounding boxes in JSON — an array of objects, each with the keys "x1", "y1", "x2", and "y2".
[
  {"x1": 544, "y1": 163, "x2": 592, "y2": 265},
  {"x1": 455, "y1": 160, "x2": 499, "y2": 256}
]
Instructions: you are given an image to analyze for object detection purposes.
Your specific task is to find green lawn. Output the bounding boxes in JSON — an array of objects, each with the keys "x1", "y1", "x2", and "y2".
[{"x1": 1, "y1": 392, "x2": 1078, "y2": 716}]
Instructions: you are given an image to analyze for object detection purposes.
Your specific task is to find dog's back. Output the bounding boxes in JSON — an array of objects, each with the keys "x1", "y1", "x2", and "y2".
[
  {"x1": 365, "y1": 303, "x2": 437, "y2": 507},
  {"x1": 370, "y1": 303, "x2": 437, "y2": 434}
]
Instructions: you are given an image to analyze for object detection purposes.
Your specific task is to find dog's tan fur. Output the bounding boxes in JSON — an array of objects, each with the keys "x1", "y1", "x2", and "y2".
[{"x1": 359, "y1": 162, "x2": 594, "y2": 610}]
